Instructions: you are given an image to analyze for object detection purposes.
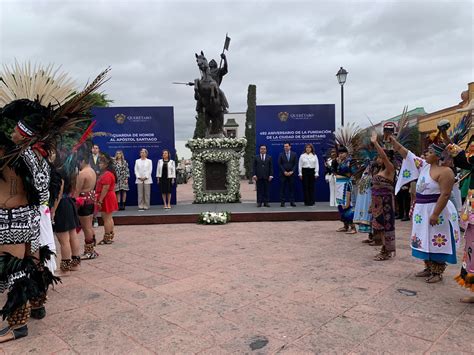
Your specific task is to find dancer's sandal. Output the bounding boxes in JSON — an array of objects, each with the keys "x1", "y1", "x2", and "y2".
[
  {"x1": 460, "y1": 296, "x2": 474, "y2": 303},
  {"x1": 98, "y1": 232, "x2": 113, "y2": 245},
  {"x1": 336, "y1": 227, "x2": 348, "y2": 232},
  {"x1": 415, "y1": 269, "x2": 431, "y2": 277},
  {"x1": 425, "y1": 274, "x2": 443, "y2": 283},
  {"x1": 373, "y1": 250, "x2": 395, "y2": 261},
  {"x1": 0, "y1": 325, "x2": 28, "y2": 343}
]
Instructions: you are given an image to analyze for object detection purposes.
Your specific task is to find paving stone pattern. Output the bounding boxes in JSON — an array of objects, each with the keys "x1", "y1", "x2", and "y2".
[{"x1": 0, "y1": 220, "x2": 473, "y2": 354}]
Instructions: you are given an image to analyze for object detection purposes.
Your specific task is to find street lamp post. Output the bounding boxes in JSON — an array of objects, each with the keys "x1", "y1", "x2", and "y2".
[{"x1": 336, "y1": 67, "x2": 348, "y2": 127}]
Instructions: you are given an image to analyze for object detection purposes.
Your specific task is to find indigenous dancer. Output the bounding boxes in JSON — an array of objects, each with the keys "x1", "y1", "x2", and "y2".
[
  {"x1": 449, "y1": 140, "x2": 474, "y2": 300},
  {"x1": 0, "y1": 63, "x2": 109, "y2": 342},
  {"x1": 334, "y1": 146, "x2": 356, "y2": 234},
  {"x1": 370, "y1": 132, "x2": 396, "y2": 260},
  {"x1": 353, "y1": 162, "x2": 373, "y2": 237},
  {"x1": 324, "y1": 150, "x2": 337, "y2": 207},
  {"x1": 0, "y1": 104, "x2": 59, "y2": 341},
  {"x1": 53, "y1": 167, "x2": 81, "y2": 275},
  {"x1": 393, "y1": 136, "x2": 460, "y2": 283},
  {"x1": 76, "y1": 147, "x2": 98, "y2": 259}
]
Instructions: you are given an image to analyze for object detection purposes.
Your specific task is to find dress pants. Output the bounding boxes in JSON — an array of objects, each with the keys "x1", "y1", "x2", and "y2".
[
  {"x1": 280, "y1": 175, "x2": 295, "y2": 203},
  {"x1": 137, "y1": 183, "x2": 151, "y2": 209},
  {"x1": 397, "y1": 189, "x2": 411, "y2": 219},
  {"x1": 302, "y1": 168, "x2": 315, "y2": 205},
  {"x1": 256, "y1": 178, "x2": 270, "y2": 204}
]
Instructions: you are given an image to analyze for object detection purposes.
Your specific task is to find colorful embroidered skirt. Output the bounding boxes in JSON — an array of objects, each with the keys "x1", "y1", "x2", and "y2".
[
  {"x1": 353, "y1": 188, "x2": 372, "y2": 234},
  {"x1": 371, "y1": 187, "x2": 395, "y2": 252},
  {"x1": 336, "y1": 177, "x2": 354, "y2": 223}
]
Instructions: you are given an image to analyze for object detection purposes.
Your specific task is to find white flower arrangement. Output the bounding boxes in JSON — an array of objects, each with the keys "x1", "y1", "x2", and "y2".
[
  {"x1": 186, "y1": 137, "x2": 247, "y2": 151},
  {"x1": 198, "y1": 211, "x2": 231, "y2": 225},
  {"x1": 187, "y1": 138, "x2": 247, "y2": 204}
]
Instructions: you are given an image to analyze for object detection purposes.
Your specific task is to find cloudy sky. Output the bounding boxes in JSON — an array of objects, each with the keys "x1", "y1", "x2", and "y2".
[{"x1": 1, "y1": 0, "x2": 472, "y2": 140}]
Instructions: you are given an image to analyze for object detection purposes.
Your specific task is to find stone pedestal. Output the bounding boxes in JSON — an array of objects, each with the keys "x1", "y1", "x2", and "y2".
[{"x1": 186, "y1": 138, "x2": 247, "y2": 203}]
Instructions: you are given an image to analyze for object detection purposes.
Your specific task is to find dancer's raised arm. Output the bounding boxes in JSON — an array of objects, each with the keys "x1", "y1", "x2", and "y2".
[{"x1": 390, "y1": 136, "x2": 408, "y2": 159}]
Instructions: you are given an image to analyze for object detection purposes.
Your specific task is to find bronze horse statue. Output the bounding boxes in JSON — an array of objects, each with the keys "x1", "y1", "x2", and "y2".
[{"x1": 193, "y1": 51, "x2": 225, "y2": 137}]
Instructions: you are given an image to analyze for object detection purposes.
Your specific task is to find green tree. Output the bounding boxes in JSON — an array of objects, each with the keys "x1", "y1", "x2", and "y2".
[
  {"x1": 88, "y1": 93, "x2": 113, "y2": 108},
  {"x1": 193, "y1": 111, "x2": 206, "y2": 139},
  {"x1": 61, "y1": 92, "x2": 113, "y2": 148},
  {"x1": 244, "y1": 84, "x2": 256, "y2": 180}
]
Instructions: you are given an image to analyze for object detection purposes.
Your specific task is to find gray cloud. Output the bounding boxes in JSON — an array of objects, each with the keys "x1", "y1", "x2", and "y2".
[{"x1": 1, "y1": 0, "x2": 472, "y2": 139}]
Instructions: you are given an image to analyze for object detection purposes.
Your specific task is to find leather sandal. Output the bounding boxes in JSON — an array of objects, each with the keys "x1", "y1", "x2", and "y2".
[
  {"x1": 426, "y1": 274, "x2": 443, "y2": 283},
  {"x1": 373, "y1": 251, "x2": 394, "y2": 261},
  {"x1": 415, "y1": 269, "x2": 431, "y2": 277}
]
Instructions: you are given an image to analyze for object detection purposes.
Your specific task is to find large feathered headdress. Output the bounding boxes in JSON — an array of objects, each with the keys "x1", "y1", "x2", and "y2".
[
  {"x1": 333, "y1": 122, "x2": 362, "y2": 156},
  {"x1": 0, "y1": 61, "x2": 110, "y2": 167},
  {"x1": 332, "y1": 122, "x2": 365, "y2": 178}
]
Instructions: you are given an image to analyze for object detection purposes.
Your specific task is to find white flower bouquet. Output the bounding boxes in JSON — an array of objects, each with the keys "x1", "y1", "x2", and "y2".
[{"x1": 198, "y1": 211, "x2": 231, "y2": 225}]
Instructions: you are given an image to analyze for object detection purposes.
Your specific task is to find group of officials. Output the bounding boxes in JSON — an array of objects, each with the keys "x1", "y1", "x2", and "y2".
[{"x1": 252, "y1": 142, "x2": 320, "y2": 207}]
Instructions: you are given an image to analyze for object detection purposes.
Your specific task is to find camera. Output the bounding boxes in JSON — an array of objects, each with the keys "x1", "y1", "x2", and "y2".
[{"x1": 437, "y1": 119, "x2": 451, "y2": 132}]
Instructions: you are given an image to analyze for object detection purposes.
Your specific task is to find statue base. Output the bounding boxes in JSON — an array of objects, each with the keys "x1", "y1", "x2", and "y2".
[{"x1": 186, "y1": 138, "x2": 247, "y2": 203}]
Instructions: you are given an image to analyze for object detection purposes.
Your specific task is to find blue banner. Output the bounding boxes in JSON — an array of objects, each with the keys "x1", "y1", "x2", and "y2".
[
  {"x1": 255, "y1": 104, "x2": 335, "y2": 202},
  {"x1": 92, "y1": 107, "x2": 175, "y2": 206}
]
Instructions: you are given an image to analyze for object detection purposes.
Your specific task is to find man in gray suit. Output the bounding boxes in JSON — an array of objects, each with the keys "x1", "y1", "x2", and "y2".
[{"x1": 252, "y1": 145, "x2": 273, "y2": 207}]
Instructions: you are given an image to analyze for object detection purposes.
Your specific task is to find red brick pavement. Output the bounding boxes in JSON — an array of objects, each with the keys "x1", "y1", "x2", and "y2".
[{"x1": 0, "y1": 220, "x2": 473, "y2": 354}]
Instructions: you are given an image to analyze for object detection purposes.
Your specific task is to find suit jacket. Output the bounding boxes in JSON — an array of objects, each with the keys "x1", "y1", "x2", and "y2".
[
  {"x1": 156, "y1": 159, "x2": 176, "y2": 179},
  {"x1": 278, "y1": 151, "x2": 297, "y2": 176},
  {"x1": 89, "y1": 155, "x2": 101, "y2": 175},
  {"x1": 253, "y1": 154, "x2": 273, "y2": 179}
]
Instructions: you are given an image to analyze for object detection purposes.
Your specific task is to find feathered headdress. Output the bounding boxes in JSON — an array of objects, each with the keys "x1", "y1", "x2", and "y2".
[
  {"x1": 449, "y1": 113, "x2": 472, "y2": 146},
  {"x1": 333, "y1": 122, "x2": 362, "y2": 156},
  {"x1": 332, "y1": 122, "x2": 365, "y2": 179},
  {"x1": 0, "y1": 61, "x2": 110, "y2": 168}
]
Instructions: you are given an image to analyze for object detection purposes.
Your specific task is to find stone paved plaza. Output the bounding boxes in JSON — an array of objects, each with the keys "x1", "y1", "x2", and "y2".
[{"x1": 1, "y1": 220, "x2": 473, "y2": 354}]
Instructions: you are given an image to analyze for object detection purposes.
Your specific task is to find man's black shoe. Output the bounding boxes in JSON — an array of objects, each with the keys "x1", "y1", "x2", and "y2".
[
  {"x1": 264, "y1": 203, "x2": 270, "y2": 207},
  {"x1": 257, "y1": 203, "x2": 262, "y2": 208},
  {"x1": 281, "y1": 202, "x2": 285, "y2": 207},
  {"x1": 291, "y1": 202, "x2": 296, "y2": 207}
]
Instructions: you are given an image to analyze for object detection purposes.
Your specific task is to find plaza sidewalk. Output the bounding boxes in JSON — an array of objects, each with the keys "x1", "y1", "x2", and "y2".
[{"x1": 0, "y1": 220, "x2": 473, "y2": 354}]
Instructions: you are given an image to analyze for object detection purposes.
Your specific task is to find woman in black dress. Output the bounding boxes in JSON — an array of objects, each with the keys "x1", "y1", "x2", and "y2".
[
  {"x1": 156, "y1": 149, "x2": 176, "y2": 209},
  {"x1": 53, "y1": 169, "x2": 81, "y2": 275}
]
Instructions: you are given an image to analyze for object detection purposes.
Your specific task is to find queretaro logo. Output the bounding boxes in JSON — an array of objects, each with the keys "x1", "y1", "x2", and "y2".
[
  {"x1": 114, "y1": 113, "x2": 126, "y2": 125},
  {"x1": 278, "y1": 112, "x2": 289, "y2": 122}
]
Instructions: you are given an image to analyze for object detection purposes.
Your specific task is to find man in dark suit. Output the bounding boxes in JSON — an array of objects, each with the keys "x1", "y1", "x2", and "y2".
[
  {"x1": 278, "y1": 142, "x2": 297, "y2": 207},
  {"x1": 89, "y1": 144, "x2": 101, "y2": 176},
  {"x1": 253, "y1": 145, "x2": 273, "y2": 207}
]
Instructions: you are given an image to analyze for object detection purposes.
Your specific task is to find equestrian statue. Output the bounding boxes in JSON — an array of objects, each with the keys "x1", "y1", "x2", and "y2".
[{"x1": 174, "y1": 35, "x2": 231, "y2": 137}]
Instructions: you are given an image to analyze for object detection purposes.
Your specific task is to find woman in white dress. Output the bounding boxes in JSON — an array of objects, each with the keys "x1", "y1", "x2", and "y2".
[{"x1": 393, "y1": 136, "x2": 460, "y2": 283}]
